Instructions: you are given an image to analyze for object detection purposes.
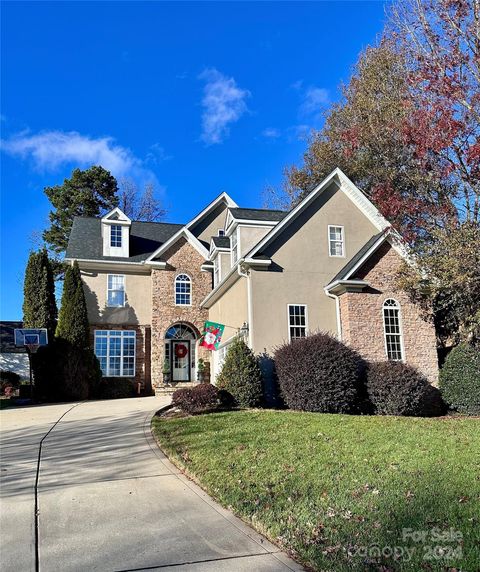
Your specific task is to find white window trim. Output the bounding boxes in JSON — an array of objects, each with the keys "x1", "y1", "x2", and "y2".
[
  {"x1": 328, "y1": 225, "x2": 345, "y2": 258},
  {"x1": 175, "y1": 273, "x2": 192, "y2": 306},
  {"x1": 230, "y1": 227, "x2": 240, "y2": 267},
  {"x1": 382, "y1": 298, "x2": 405, "y2": 361},
  {"x1": 106, "y1": 274, "x2": 126, "y2": 307},
  {"x1": 213, "y1": 256, "x2": 221, "y2": 287},
  {"x1": 110, "y1": 224, "x2": 123, "y2": 248},
  {"x1": 287, "y1": 304, "x2": 308, "y2": 342},
  {"x1": 94, "y1": 330, "x2": 136, "y2": 377}
]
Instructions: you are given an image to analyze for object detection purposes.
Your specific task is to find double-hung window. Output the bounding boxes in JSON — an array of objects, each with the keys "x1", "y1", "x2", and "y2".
[
  {"x1": 328, "y1": 225, "x2": 344, "y2": 257},
  {"x1": 107, "y1": 274, "x2": 125, "y2": 307},
  {"x1": 110, "y1": 225, "x2": 122, "y2": 248},
  {"x1": 288, "y1": 304, "x2": 308, "y2": 341},
  {"x1": 383, "y1": 299, "x2": 404, "y2": 361},
  {"x1": 231, "y1": 229, "x2": 239, "y2": 266},
  {"x1": 175, "y1": 274, "x2": 191, "y2": 305},
  {"x1": 94, "y1": 330, "x2": 136, "y2": 377}
]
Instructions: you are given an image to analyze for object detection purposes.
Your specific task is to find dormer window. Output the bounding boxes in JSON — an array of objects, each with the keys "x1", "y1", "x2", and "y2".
[{"x1": 110, "y1": 225, "x2": 122, "y2": 248}]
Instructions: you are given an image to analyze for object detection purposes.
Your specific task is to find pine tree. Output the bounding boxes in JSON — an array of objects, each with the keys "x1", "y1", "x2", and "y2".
[
  {"x1": 216, "y1": 337, "x2": 263, "y2": 407},
  {"x1": 23, "y1": 249, "x2": 58, "y2": 339},
  {"x1": 56, "y1": 261, "x2": 90, "y2": 348}
]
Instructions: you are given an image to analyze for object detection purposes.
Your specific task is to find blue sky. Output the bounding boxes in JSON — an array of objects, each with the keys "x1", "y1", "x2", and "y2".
[{"x1": 1, "y1": 1, "x2": 388, "y2": 320}]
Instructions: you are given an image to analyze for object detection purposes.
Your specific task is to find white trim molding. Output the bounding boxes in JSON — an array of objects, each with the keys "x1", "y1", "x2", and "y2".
[
  {"x1": 146, "y1": 227, "x2": 209, "y2": 262},
  {"x1": 185, "y1": 191, "x2": 237, "y2": 231},
  {"x1": 247, "y1": 168, "x2": 391, "y2": 261}
]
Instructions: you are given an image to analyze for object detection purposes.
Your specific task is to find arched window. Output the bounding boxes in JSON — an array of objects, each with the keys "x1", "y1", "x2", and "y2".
[
  {"x1": 383, "y1": 299, "x2": 404, "y2": 361},
  {"x1": 175, "y1": 274, "x2": 191, "y2": 306}
]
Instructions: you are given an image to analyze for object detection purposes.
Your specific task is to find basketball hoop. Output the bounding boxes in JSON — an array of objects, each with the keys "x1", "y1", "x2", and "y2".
[
  {"x1": 23, "y1": 334, "x2": 40, "y2": 354},
  {"x1": 13, "y1": 328, "x2": 48, "y2": 401},
  {"x1": 25, "y1": 343, "x2": 40, "y2": 354}
]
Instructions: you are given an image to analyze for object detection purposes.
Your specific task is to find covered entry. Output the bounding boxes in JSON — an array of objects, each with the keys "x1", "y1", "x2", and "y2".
[{"x1": 165, "y1": 323, "x2": 197, "y2": 382}]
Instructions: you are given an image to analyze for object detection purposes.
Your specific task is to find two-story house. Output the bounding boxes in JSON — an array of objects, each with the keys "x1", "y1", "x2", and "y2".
[{"x1": 65, "y1": 168, "x2": 438, "y2": 394}]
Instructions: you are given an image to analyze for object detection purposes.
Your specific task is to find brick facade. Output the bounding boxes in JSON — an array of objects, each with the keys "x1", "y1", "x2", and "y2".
[
  {"x1": 151, "y1": 238, "x2": 212, "y2": 386},
  {"x1": 338, "y1": 242, "x2": 438, "y2": 384},
  {"x1": 90, "y1": 324, "x2": 152, "y2": 394}
]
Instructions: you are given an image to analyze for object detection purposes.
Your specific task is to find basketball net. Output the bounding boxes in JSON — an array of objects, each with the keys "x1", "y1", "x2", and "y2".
[{"x1": 25, "y1": 343, "x2": 40, "y2": 354}]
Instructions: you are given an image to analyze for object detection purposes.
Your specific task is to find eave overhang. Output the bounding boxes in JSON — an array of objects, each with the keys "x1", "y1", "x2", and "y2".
[{"x1": 324, "y1": 279, "x2": 369, "y2": 296}]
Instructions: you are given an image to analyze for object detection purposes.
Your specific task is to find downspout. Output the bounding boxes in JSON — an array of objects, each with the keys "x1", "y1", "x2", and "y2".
[{"x1": 326, "y1": 291, "x2": 342, "y2": 341}]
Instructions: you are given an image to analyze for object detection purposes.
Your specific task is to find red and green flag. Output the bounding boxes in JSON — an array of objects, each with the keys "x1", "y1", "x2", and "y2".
[{"x1": 200, "y1": 321, "x2": 225, "y2": 351}]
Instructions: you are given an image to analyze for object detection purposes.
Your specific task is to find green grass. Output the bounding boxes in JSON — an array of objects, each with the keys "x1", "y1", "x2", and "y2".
[{"x1": 152, "y1": 410, "x2": 480, "y2": 571}]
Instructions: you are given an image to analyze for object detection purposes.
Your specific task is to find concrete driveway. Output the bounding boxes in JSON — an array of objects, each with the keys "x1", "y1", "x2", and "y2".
[{"x1": 0, "y1": 398, "x2": 301, "y2": 572}]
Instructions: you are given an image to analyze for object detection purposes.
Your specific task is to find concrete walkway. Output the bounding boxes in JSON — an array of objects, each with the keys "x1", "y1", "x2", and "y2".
[{"x1": 0, "y1": 398, "x2": 302, "y2": 571}]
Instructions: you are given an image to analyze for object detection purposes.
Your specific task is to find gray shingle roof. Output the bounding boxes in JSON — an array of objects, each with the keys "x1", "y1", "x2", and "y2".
[
  {"x1": 328, "y1": 232, "x2": 385, "y2": 284},
  {"x1": 229, "y1": 208, "x2": 288, "y2": 222},
  {"x1": 211, "y1": 236, "x2": 230, "y2": 248},
  {"x1": 65, "y1": 217, "x2": 184, "y2": 263}
]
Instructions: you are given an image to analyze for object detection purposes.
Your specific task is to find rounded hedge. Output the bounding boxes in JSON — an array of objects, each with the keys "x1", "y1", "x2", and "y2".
[
  {"x1": 172, "y1": 383, "x2": 220, "y2": 414},
  {"x1": 439, "y1": 343, "x2": 480, "y2": 415},
  {"x1": 366, "y1": 361, "x2": 445, "y2": 417},
  {"x1": 1, "y1": 371, "x2": 21, "y2": 395},
  {"x1": 274, "y1": 332, "x2": 365, "y2": 413},
  {"x1": 98, "y1": 378, "x2": 135, "y2": 400}
]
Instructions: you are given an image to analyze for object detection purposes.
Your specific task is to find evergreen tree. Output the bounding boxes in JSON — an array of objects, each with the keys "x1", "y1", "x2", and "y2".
[
  {"x1": 56, "y1": 261, "x2": 90, "y2": 348},
  {"x1": 43, "y1": 166, "x2": 118, "y2": 253},
  {"x1": 216, "y1": 337, "x2": 263, "y2": 407},
  {"x1": 23, "y1": 249, "x2": 57, "y2": 339}
]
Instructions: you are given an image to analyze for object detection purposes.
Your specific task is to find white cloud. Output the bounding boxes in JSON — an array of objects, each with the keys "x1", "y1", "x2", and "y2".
[
  {"x1": 0, "y1": 130, "x2": 157, "y2": 183},
  {"x1": 199, "y1": 68, "x2": 250, "y2": 145},
  {"x1": 300, "y1": 87, "x2": 329, "y2": 117},
  {"x1": 261, "y1": 127, "x2": 281, "y2": 139},
  {"x1": 146, "y1": 143, "x2": 172, "y2": 164}
]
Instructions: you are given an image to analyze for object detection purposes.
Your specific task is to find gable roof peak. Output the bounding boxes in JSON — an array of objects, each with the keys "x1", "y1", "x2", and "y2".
[
  {"x1": 246, "y1": 167, "x2": 391, "y2": 260},
  {"x1": 101, "y1": 206, "x2": 131, "y2": 225},
  {"x1": 186, "y1": 191, "x2": 238, "y2": 231}
]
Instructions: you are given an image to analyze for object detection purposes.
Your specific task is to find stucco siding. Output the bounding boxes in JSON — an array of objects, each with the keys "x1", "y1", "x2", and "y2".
[
  {"x1": 82, "y1": 269, "x2": 152, "y2": 325},
  {"x1": 191, "y1": 204, "x2": 228, "y2": 245},
  {"x1": 219, "y1": 251, "x2": 231, "y2": 282},
  {"x1": 249, "y1": 183, "x2": 378, "y2": 354},
  {"x1": 239, "y1": 225, "x2": 272, "y2": 258},
  {"x1": 208, "y1": 277, "x2": 248, "y2": 343}
]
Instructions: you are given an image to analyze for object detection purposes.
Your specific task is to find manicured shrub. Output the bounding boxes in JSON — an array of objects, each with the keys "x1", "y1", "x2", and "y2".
[
  {"x1": 216, "y1": 337, "x2": 263, "y2": 407},
  {"x1": 439, "y1": 343, "x2": 480, "y2": 415},
  {"x1": 33, "y1": 341, "x2": 102, "y2": 401},
  {"x1": 366, "y1": 361, "x2": 445, "y2": 417},
  {"x1": 172, "y1": 383, "x2": 220, "y2": 414},
  {"x1": 98, "y1": 377, "x2": 135, "y2": 400},
  {"x1": 1, "y1": 371, "x2": 21, "y2": 396},
  {"x1": 275, "y1": 332, "x2": 366, "y2": 413}
]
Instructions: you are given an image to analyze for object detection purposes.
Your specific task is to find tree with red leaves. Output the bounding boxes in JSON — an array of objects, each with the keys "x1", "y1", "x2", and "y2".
[
  {"x1": 393, "y1": 0, "x2": 480, "y2": 224},
  {"x1": 276, "y1": 0, "x2": 479, "y2": 343}
]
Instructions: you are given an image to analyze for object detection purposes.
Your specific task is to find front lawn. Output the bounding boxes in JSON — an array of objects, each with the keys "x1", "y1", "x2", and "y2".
[{"x1": 152, "y1": 410, "x2": 479, "y2": 571}]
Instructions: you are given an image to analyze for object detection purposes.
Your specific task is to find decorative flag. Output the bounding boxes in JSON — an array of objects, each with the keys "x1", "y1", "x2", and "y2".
[{"x1": 200, "y1": 321, "x2": 225, "y2": 351}]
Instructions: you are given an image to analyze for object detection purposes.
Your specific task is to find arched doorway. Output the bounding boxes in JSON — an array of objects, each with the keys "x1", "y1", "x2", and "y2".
[{"x1": 165, "y1": 323, "x2": 197, "y2": 382}]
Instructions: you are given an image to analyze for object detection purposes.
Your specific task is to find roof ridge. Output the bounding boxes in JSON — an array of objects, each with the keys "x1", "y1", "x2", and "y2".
[
  {"x1": 230, "y1": 206, "x2": 288, "y2": 213},
  {"x1": 72, "y1": 215, "x2": 185, "y2": 226}
]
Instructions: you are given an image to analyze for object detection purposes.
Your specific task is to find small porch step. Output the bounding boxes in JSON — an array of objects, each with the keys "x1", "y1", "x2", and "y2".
[{"x1": 155, "y1": 382, "x2": 197, "y2": 396}]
